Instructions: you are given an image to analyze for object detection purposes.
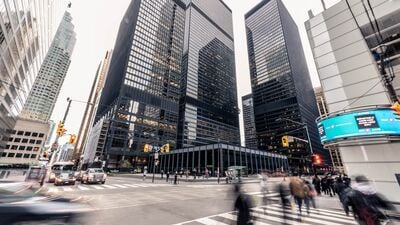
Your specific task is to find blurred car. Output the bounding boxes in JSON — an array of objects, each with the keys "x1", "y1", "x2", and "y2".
[
  {"x1": 54, "y1": 172, "x2": 76, "y2": 186},
  {"x1": 81, "y1": 168, "x2": 106, "y2": 184},
  {"x1": 74, "y1": 171, "x2": 85, "y2": 181},
  {"x1": 47, "y1": 162, "x2": 76, "y2": 183},
  {"x1": 0, "y1": 182, "x2": 91, "y2": 225}
]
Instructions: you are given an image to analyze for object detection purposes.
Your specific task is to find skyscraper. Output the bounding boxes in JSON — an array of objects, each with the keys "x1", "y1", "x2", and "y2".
[
  {"x1": 74, "y1": 50, "x2": 112, "y2": 162},
  {"x1": 95, "y1": 0, "x2": 186, "y2": 169},
  {"x1": 20, "y1": 12, "x2": 76, "y2": 122},
  {"x1": 242, "y1": 94, "x2": 257, "y2": 149},
  {"x1": 245, "y1": 0, "x2": 327, "y2": 172},
  {"x1": 177, "y1": 0, "x2": 240, "y2": 148},
  {"x1": 0, "y1": 0, "x2": 67, "y2": 150}
]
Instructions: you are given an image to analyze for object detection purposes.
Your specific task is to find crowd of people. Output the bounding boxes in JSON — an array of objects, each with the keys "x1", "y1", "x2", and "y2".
[{"x1": 233, "y1": 173, "x2": 396, "y2": 225}]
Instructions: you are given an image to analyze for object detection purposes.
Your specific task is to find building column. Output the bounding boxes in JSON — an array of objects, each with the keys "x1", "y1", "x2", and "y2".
[{"x1": 212, "y1": 149, "x2": 215, "y2": 175}]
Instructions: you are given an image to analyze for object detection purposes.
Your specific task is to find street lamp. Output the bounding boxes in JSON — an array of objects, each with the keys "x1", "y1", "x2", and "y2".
[{"x1": 275, "y1": 118, "x2": 313, "y2": 155}]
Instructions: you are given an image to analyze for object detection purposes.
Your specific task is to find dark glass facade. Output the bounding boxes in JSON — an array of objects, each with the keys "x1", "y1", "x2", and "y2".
[
  {"x1": 242, "y1": 94, "x2": 257, "y2": 149},
  {"x1": 245, "y1": 0, "x2": 328, "y2": 172},
  {"x1": 95, "y1": 0, "x2": 186, "y2": 169},
  {"x1": 177, "y1": 0, "x2": 240, "y2": 148}
]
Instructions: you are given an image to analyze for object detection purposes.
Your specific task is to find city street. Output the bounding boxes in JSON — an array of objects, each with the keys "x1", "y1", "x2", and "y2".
[{"x1": 39, "y1": 176, "x2": 393, "y2": 225}]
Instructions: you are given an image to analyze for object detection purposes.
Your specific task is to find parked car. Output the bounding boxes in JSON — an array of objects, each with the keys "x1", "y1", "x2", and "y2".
[
  {"x1": 81, "y1": 168, "x2": 106, "y2": 184},
  {"x1": 0, "y1": 182, "x2": 91, "y2": 224}
]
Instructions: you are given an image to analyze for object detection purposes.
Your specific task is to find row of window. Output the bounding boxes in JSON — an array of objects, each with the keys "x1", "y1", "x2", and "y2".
[
  {"x1": 6, "y1": 144, "x2": 40, "y2": 151},
  {"x1": 8, "y1": 137, "x2": 42, "y2": 144},
  {"x1": 1, "y1": 152, "x2": 37, "y2": 159},
  {"x1": 10, "y1": 130, "x2": 45, "y2": 137}
]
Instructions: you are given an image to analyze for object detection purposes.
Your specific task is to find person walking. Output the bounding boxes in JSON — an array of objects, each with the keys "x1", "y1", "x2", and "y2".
[
  {"x1": 161, "y1": 170, "x2": 164, "y2": 179},
  {"x1": 343, "y1": 175, "x2": 394, "y2": 225},
  {"x1": 234, "y1": 184, "x2": 253, "y2": 225},
  {"x1": 258, "y1": 172, "x2": 269, "y2": 214},
  {"x1": 290, "y1": 176, "x2": 309, "y2": 217},
  {"x1": 305, "y1": 180, "x2": 317, "y2": 210},
  {"x1": 312, "y1": 175, "x2": 321, "y2": 195},
  {"x1": 174, "y1": 171, "x2": 178, "y2": 185},
  {"x1": 166, "y1": 171, "x2": 170, "y2": 183}
]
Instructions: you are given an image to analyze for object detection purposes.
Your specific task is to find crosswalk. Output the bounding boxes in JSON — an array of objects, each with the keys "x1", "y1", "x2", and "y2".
[
  {"x1": 172, "y1": 204, "x2": 357, "y2": 225},
  {"x1": 45, "y1": 183, "x2": 172, "y2": 193}
]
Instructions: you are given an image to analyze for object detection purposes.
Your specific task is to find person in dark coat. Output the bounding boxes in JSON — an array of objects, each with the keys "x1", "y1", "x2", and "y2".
[
  {"x1": 166, "y1": 171, "x2": 170, "y2": 182},
  {"x1": 312, "y1": 175, "x2": 321, "y2": 195},
  {"x1": 343, "y1": 175, "x2": 394, "y2": 225},
  {"x1": 234, "y1": 184, "x2": 252, "y2": 225}
]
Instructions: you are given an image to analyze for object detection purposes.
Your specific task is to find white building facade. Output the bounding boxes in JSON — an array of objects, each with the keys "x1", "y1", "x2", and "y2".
[{"x1": 306, "y1": 0, "x2": 400, "y2": 202}]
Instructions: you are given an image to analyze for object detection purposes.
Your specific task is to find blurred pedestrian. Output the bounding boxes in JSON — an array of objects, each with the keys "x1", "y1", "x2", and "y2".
[
  {"x1": 312, "y1": 175, "x2": 321, "y2": 195},
  {"x1": 174, "y1": 171, "x2": 178, "y2": 185},
  {"x1": 258, "y1": 172, "x2": 269, "y2": 214},
  {"x1": 161, "y1": 170, "x2": 164, "y2": 179},
  {"x1": 166, "y1": 171, "x2": 170, "y2": 182},
  {"x1": 343, "y1": 175, "x2": 394, "y2": 225},
  {"x1": 321, "y1": 176, "x2": 328, "y2": 195},
  {"x1": 234, "y1": 184, "x2": 253, "y2": 225},
  {"x1": 290, "y1": 176, "x2": 308, "y2": 217},
  {"x1": 305, "y1": 180, "x2": 317, "y2": 210},
  {"x1": 277, "y1": 180, "x2": 290, "y2": 220}
]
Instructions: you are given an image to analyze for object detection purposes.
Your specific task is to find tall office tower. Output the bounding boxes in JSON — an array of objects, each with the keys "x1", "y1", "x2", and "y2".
[
  {"x1": 242, "y1": 94, "x2": 257, "y2": 149},
  {"x1": 306, "y1": 0, "x2": 400, "y2": 202},
  {"x1": 20, "y1": 12, "x2": 76, "y2": 122},
  {"x1": 245, "y1": 0, "x2": 327, "y2": 172},
  {"x1": 177, "y1": 0, "x2": 240, "y2": 148},
  {"x1": 0, "y1": 0, "x2": 67, "y2": 151},
  {"x1": 74, "y1": 50, "x2": 112, "y2": 162},
  {"x1": 314, "y1": 87, "x2": 343, "y2": 172},
  {"x1": 95, "y1": 0, "x2": 186, "y2": 169}
]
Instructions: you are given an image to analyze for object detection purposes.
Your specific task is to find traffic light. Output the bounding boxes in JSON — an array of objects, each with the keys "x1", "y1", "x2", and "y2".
[
  {"x1": 69, "y1": 134, "x2": 77, "y2": 144},
  {"x1": 312, "y1": 154, "x2": 322, "y2": 165},
  {"x1": 281, "y1": 136, "x2": 289, "y2": 147},
  {"x1": 390, "y1": 102, "x2": 400, "y2": 120},
  {"x1": 144, "y1": 144, "x2": 149, "y2": 153},
  {"x1": 165, "y1": 143, "x2": 170, "y2": 153},
  {"x1": 56, "y1": 121, "x2": 66, "y2": 137}
]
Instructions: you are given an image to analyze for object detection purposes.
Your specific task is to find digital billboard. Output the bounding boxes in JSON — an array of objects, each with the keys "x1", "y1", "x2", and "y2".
[{"x1": 317, "y1": 109, "x2": 400, "y2": 144}]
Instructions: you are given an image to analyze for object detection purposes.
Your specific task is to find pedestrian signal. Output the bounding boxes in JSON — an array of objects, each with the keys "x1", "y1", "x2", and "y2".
[
  {"x1": 69, "y1": 134, "x2": 77, "y2": 144},
  {"x1": 56, "y1": 121, "x2": 66, "y2": 137},
  {"x1": 390, "y1": 102, "x2": 400, "y2": 120},
  {"x1": 281, "y1": 136, "x2": 289, "y2": 147}
]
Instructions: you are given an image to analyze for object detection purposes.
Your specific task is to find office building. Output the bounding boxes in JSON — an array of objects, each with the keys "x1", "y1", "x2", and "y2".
[
  {"x1": 314, "y1": 87, "x2": 344, "y2": 172},
  {"x1": 0, "y1": 0, "x2": 67, "y2": 151},
  {"x1": 242, "y1": 94, "x2": 257, "y2": 149},
  {"x1": 0, "y1": 118, "x2": 49, "y2": 165},
  {"x1": 95, "y1": 0, "x2": 186, "y2": 169},
  {"x1": 306, "y1": 0, "x2": 400, "y2": 201},
  {"x1": 177, "y1": 0, "x2": 240, "y2": 148},
  {"x1": 20, "y1": 12, "x2": 76, "y2": 122},
  {"x1": 245, "y1": 0, "x2": 327, "y2": 172},
  {"x1": 74, "y1": 50, "x2": 112, "y2": 162}
]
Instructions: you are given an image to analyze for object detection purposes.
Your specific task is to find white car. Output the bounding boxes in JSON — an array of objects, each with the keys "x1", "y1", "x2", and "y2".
[{"x1": 81, "y1": 168, "x2": 106, "y2": 184}]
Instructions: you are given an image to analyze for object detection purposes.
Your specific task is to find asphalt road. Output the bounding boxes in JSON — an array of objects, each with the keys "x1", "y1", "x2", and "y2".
[{"x1": 38, "y1": 176, "x2": 390, "y2": 225}]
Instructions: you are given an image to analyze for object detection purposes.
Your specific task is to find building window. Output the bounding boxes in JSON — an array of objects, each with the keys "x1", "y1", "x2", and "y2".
[
  {"x1": 1, "y1": 152, "x2": 6, "y2": 157},
  {"x1": 14, "y1": 138, "x2": 21, "y2": 143},
  {"x1": 16, "y1": 153, "x2": 23, "y2": 158},
  {"x1": 18, "y1": 146, "x2": 26, "y2": 151},
  {"x1": 23, "y1": 154, "x2": 30, "y2": 158},
  {"x1": 36, "y1": 140, "x2": 42, "y2": 145},
  {"x1": 6, "y1": 145, "x2": 10, "y2": 149},
  {"x1": 11, "y1": 130, "x2": 16, "y2": 134},
  {"x1": 8, "y1": 153, "x2": 15, "y2": 157},
  {"x1": 33, "y1": 147, "x2": 39, "y2": 151},
  {"x1": 11, "y1": 145, "x2": 18, "y2": 150},
  {"x1": 29, "y1": 139, "x2": 35, "y2": 144},
  {"x1": 30, "y1": 154, "x2": 37, "y2": 158},
  {"x1": 26, "y1": 146, "x2": 33, "y2": 151},
  {"x1": 22, "y1": 139, "x2": 28, "y2": 143},
  {"x1": 24, "y1": 132, "x2": 31, "y2": 136},
  {"x1": 17, "y1": 131, "x2": 23, "y2": 135},
  {"x1": 38, "y1": 133, "x2": 44, "y2": 138},
  {"x1": 32, "y1": 132, "x2": 38, "y2": 137}
]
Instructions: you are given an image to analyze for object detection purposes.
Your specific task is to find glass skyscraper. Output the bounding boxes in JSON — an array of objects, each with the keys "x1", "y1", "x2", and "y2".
[
  {"x1": 242, "y1": 94, "x2": 257, "y2": 149},
  {"x1": 21, "y1": 11, "x2": 76, "y2": 122},
  {"x1": 0, "y1": 0, "x2": 67, "y2": 151},
  {"x1": 177, "y1": 0, "x2": 240, "y2": 148},
  {"x1": 95, "y1": 0, "x2": 186, "y2": 169},
  {"x1": 246, "y1": 0, "x2": 327, "y2": 172}
]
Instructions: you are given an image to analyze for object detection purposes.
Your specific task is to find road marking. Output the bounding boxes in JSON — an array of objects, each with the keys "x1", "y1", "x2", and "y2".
[
  {"x1": 112, "y1": 184, "x2": 128, "y2": 188},
  {"x1": 47, "y1": 187, "x2": 59, "y2": 193},
  {"x1": 124, "y1": 184, "x2": 139, "y2": 188},
  {"x1": 196, "y1": 217, "x2": 230, "y2": 225},
  {"x1": 76, "y1": 185, "x2": 90, "y2": 191},
  {"x1": 102, "y1": 184, "x2": 117, "y2": 189},
  {"x1": 91, "y1": 185, "x2": 105, "y2": 189},
  {"x1": 63, "y1": 187, "x2": 74, "y2": 192}
]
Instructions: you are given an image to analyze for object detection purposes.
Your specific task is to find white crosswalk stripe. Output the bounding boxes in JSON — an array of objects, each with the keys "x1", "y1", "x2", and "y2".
[
  {"x1": 45, "y1": 183, "x2": 172, "y2": 193},
  {"x1": 171, "y1": 204, "x2": 357, "y2": 225}
]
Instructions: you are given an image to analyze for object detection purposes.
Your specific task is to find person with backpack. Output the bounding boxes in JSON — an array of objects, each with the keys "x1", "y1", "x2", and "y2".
[
  {"x1": 343, "y1": 175, "x2": 394, "y2": 225},
  {"x1": 234, "y1": 184, "x2": 253, "y2": 225}
]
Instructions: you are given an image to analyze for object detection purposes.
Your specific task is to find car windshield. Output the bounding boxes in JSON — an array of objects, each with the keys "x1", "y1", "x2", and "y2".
[
  {"x1": 89, "y1": 169, "x2": 103, "y2": 173},
  {"x1": 52, "y1": 164, "x2": 74, "y2": 171}
]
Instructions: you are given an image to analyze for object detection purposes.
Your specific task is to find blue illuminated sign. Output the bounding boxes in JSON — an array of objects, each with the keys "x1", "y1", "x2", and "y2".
[{"x1": 317, "y1": 109, "x2": 400, "y2": 144}]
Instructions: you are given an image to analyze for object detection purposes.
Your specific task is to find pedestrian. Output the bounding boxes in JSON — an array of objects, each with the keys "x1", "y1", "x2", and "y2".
[
  {"x1": 305, "y1": 180, "x2": 317, "y2": 210},
  {"x1": 143, "y1": 169, "x2": 147, "y2": 181},
  {"x1": 234, "y1": 184, "x2": 253, "y2": 225},
  {"x1": 161, "y1": 170, "x2": 164, "y2": 179},
  {"x1": 166, "y1": 171, "x2": 170, "y2": 183},
  {"x1": 289, "y1": 176, "x2": 308, "y2": 217},
  {"x1": 193, "y1": 168, "x2": 197, "y2": 180},
  {"x1": 174, "y1": 171, "x2": 178, "y2": 185},
  {"x1": 327, "y1": 175, "x2": 335, "y2": 197},
  {"x1": 312, "y1": 175, "x2": 321, "y2": 195},
  {"x1": 321, "y1": 176, "x2": 327, "y2": 195},
  {"x1": 343, "y1": 175, "x2": 394, "y2": 225},
  {"x1": 258, "y1": 172, "x2": 268, "y2": 214}
]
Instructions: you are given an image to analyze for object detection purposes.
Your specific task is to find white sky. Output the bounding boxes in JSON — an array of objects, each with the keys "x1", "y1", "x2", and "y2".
[{"x1": 51, "y1": 0, "x2": 340, "y2": 145}]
